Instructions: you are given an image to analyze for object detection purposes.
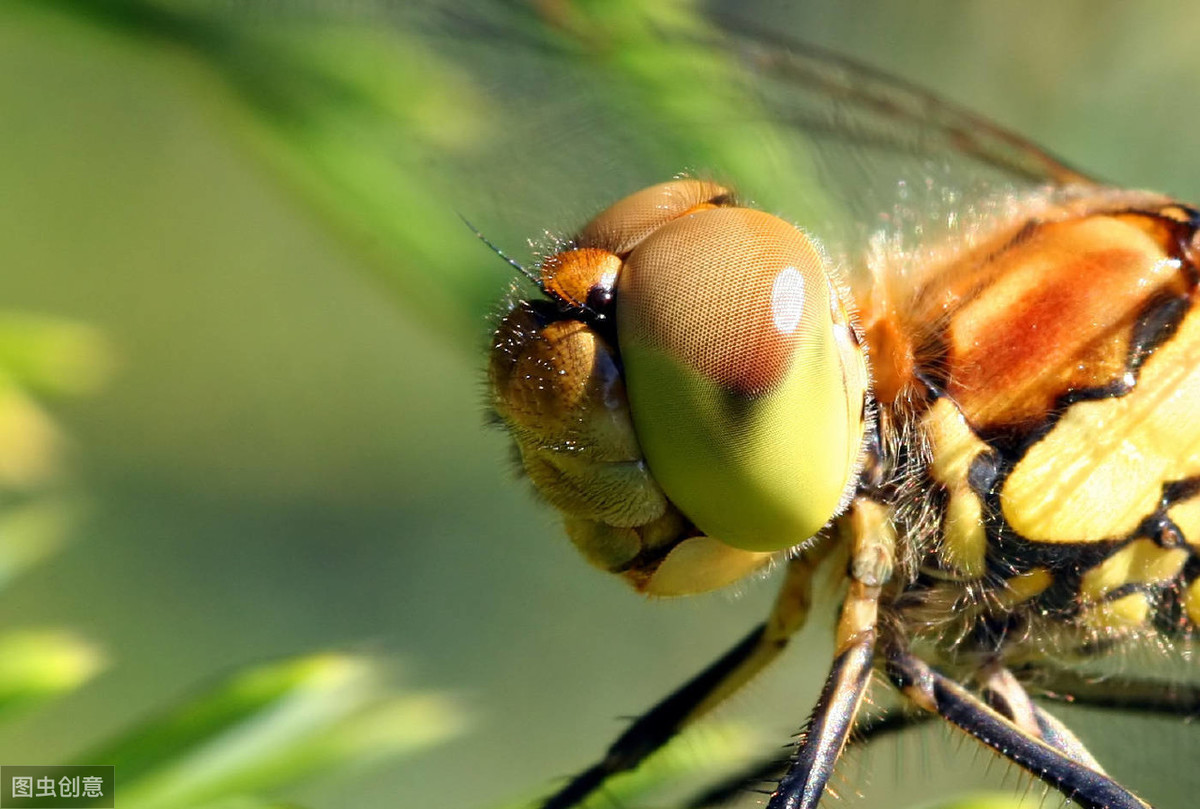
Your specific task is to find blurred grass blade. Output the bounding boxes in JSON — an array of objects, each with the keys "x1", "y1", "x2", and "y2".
[
  {"x1": 493, "y1": 722, "x2": 766, "y2": 809},
  {"x1": 0, "y1": 312, "x2": 112, "y2": 398},
  {"x1": 193, "y1": 800, "x2": 309, "y2": 809},
  {"x1": 919, "y1": 794, "x2": 1055, "y2": 809},
  {"x1": 0, "y1": 497, "x2": 82, "y2": 590},
  {"x1": 21, "y1": 0, "x2": 829, "y2": 348},
  {"x1": 22, "y1": 0, "x2": 499, "y2": 345},
  {"x1": 0, "y1": 311, "x2": 110, "y2": 490},
  {"x1": 0, "y1": 629, "x2": 105, "y2": 719},
  {"x1": 79, "y1": 653, "x2": 467, "y2": 809}
]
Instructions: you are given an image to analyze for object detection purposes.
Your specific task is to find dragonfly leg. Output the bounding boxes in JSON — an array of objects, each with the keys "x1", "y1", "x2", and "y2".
[
  {"x1": 885, "y1": 646, "x2": 1153, "y2": 809},
  {"x1": 978, "y1": 660, "x2": 1106, "y2": 773},
  {"x1": 1018, "y1": 662, "x2": 1200, "y2": 719},
  {"x1": 679, "y1": 707, "x2": 934, "y2": 808},
  {"x1": 538, "y1": 541, "x2": 832, "y2": 809},
  {"x1": 763, "y1": 593, "x2": 875, "y2": 809},
  {"x1": 765, "y1": 499, "x2": 894, "y2": 809}
]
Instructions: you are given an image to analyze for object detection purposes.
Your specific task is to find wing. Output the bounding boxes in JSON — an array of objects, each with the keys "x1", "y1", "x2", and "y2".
[
  {"x1": 712, "y1": 13, "x2": 1092, "y2": 188},
  {"x1": 425, "y1": 3, "x2": 1098, "y2": 273}
]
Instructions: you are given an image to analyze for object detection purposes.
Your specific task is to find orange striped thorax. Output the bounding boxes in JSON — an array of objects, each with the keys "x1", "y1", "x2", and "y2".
[{"x1": 865, "y1": 188, "x2": 1200, "y2": 655}]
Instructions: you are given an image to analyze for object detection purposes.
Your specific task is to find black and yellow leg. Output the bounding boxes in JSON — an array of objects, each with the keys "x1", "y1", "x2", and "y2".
[
  {"x1": 680, "y1": 706, "x2": 934, "y2": 808},
  {"x1": 886, "y1": 648, "x2": 1152, "y2": 809},
  {"x1": 685, "y1": 659, "x2": 1174, "y2": 809},
  {"x1": 979, "y1": 660, "x2": 1106, "y2": 772},
  {"x1": 765, "y1": 581, "x2": 876, "y2": 809},
  {"x1": 538, "y1": 542, "x2": 831, "y2": 809},
  {"x1": 766, "y1": 500, "x2": 894, "y2": 809}
]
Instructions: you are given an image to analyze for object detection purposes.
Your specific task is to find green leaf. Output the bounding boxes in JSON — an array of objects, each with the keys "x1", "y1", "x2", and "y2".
[
  {"x1": 22, "y1": 0, "x2": 831, "y2": 350},
  {"x1": 918, "y1": 793, "x2": 1054, "y2": 809},
  {"x1": 0, "y1": 312, "x2": 112, "y2": 398},
  {"x1": 78, "y1": 653, "x2": 467, "y2": 809},
  {"x1": 491, "y1": 721, "x2": 768, "y2": 809},
  {"x1": 0, "y1": 629, "x2": 105, "y2": 719},
  {"x1": 0, "y1": 497, "x2": 82, "y2": 590}
]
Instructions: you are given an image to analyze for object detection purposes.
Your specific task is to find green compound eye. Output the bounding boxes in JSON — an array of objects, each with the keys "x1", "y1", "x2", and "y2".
[{"x1": 616, "y1": 206, "x2": 869, "y2": 552}]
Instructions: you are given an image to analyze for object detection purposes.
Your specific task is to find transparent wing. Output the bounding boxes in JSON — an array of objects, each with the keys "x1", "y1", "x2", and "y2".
[
  {"x1": 423, "y1": 3, "x2": 1098, "y2": 274},
  {"x1": 150, "y1": 0, "x2": 1098, "y2": 332},
  {"x1": 712, "y1": 13, "x2": 1091, "y2": 188}
]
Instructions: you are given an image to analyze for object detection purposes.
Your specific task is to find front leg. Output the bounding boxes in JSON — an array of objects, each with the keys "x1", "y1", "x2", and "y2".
[
  {"x1": 979, "y1": 660, "x2": 1107, "y2": 773},
  {"x1": 539, "y1": 542, "x2": 832, "y2": 809},
  {"x1": 768, "y1": 499, "x2": 895, "y2": 809}
]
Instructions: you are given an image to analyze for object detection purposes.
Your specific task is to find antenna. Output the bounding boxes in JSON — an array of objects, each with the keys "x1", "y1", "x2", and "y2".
[
  {"x1": 460, "y1": 213, "x2": 605, "y2": 322},
  {"x1": 460, "y1": 213, "x2": 541, "y2": 288}
]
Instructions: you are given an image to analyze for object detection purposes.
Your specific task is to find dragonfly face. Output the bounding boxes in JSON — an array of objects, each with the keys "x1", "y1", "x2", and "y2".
[
  {"x1": 482, "y1": 13, "x2": 1200, "y2": 809},
  {"x1": 491, "y1": 179, "x2": 870, "y2": 593}
]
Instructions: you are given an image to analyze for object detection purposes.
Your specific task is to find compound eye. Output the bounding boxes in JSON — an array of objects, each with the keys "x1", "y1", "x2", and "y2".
[
  {"x1": 578, "y1": 179, "x2": 731, "y2": 255},
  {"x1": 616, "y1": 207, "x2": 868, "y2": 552},
  {"x1": 539, "y1": 180, "x2": 731, "y2": 313}
]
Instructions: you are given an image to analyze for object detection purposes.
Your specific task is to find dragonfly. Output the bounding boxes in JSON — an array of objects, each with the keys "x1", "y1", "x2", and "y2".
[{"x1": 482, "y1": 9, "x2": 1200, "y2": 809}]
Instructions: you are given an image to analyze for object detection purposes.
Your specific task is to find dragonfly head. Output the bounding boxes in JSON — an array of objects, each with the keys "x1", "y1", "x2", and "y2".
[
  {"x1": 600, "y1": 181, "x2": 870, "y2": 553},
  {"x1": 491, "y1": 180, "x2": 870, "y2": 594}
]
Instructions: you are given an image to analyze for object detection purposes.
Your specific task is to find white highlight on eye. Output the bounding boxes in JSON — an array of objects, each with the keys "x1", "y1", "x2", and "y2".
[{"x1": 771, "y1": 266, "x2": 806, "y2": 333}]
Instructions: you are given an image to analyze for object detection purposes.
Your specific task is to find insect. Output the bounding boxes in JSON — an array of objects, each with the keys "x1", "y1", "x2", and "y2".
[{"x1": 484, "y1": 16, "x2": 1200, "y2": 809}]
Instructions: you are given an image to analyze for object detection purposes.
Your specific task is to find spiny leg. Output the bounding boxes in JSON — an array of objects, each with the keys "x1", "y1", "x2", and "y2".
[
  {"x1": 766, "y1": 500, "x2": 894, "y2": 809},
  {"x1": 979, "y1": 660, "x2": 1040, "y2": 735},
  {"x1": 886, "y1": 647, "x2": 1153, "y2": 809},
  {"x1": 690, "y1": 657, "x2": 1152, "y2": 808},
  {"x1": 538, "y1": 543, "x2": 832, "y2": 809},
  {"x1": 765, "y1": 599, "x2": 874, "y2": 809},
  {"x1": 681, "y1": 707, "x2": 934, "y2": 808},
  {"x1": 979, "y1": 660, "x2": 1106, "y2": 772},
  {"x1": 1017, "y1": 662, "x2": 1200, "y2": 718}
]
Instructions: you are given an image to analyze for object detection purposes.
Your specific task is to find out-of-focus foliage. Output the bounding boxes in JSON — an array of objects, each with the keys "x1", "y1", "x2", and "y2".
[
  {"x1": 0, "y1": 630, "x2": 103, "y2": 720},
  {"x1": 22, "y1": 0, "x2": 830, "y2": 347},
  {"x1": 3, "y1": 0, "x2": 483, "y2": 803},
  {"x1": 0, "y1": 313, "x2": 107, "y2": 492},
  {"x1": 0, "y1": 314, "x2": 110, "y2": 714},
  {"x1": 81, "y1": 653, "x2": 466, "y2": 809},
  {"x1": 0, "y1": 309, "x2": 468, "y2": 806},
  {"x1": 27, "y1": 0, "x2": 496, "y2": 344}
]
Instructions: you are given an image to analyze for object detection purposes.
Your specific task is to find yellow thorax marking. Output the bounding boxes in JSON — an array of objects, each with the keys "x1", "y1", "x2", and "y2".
[
  {"x1": 924, "y1": 398, "x2": 989, "y2": 577},
  {"x1": 1085, "y1": 591, "x2": 1152, "y2": 632},
  {"x1": 1079, "y1": 538, "x2": 1189, "y2": 601},
  {"x1": 1002, "y1": 305, "x2": 1200, "y2": 542}
]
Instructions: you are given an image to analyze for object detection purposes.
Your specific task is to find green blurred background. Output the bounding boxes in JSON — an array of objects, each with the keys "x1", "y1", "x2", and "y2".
[{"x1": 2, "y1": 2, "x2": 1199, "y2": 808}]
